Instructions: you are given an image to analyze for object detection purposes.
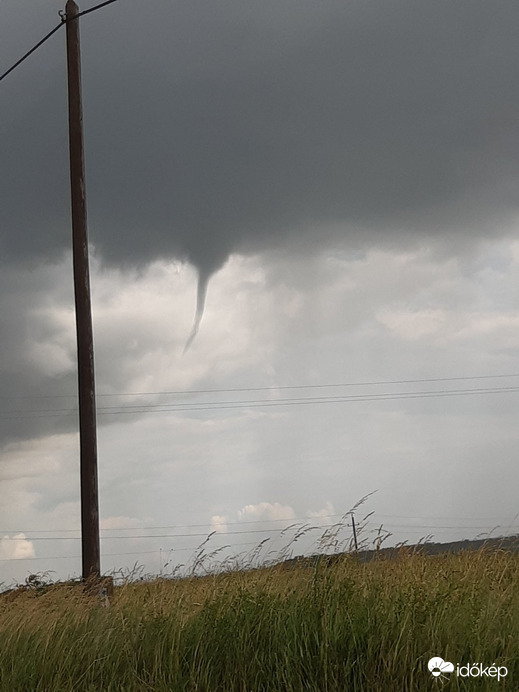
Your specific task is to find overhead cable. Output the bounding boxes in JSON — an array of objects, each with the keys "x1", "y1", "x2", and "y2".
[
  {"x1": 3, "y1": 511, "x2": 512, "y2": 535},
  {"x1": 3, "y1": 372, "x2": 519, "y2": 401},
  {"x1": 0, "y1": 0, "x2": 118, "y2": 82},
  {"x1": 1, "y1": 383, "x2": 519, "y2": 421},
  {"x1": 2, "y1": 522, "x2": 511, "y2": 542}
]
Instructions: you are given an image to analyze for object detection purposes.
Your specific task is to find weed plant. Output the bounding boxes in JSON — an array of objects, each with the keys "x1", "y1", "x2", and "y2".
[{"x1": 1, "y1": 539, "x2": 518, "y2": 691}]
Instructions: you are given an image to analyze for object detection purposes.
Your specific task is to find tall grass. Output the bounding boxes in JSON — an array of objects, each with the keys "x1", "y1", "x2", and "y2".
[{"x1": 1, "y1": 546, "x2": 518, "y2": 691}]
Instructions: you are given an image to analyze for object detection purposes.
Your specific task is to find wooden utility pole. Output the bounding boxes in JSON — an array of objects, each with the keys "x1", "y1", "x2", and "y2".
[
  {"x1": 65, "y1": 0, "x2": 100, "y2": 581},
  {"x1": 351, "y1": 513, "x2": 358, "y2": 552}
]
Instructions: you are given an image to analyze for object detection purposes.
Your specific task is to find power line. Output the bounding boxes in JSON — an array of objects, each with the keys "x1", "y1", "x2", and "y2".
[
  {"x1": 0, "y1": 550, "x2": 156, "y2": 563},
  {"x1": 0, "y1": 0, "x2": 118, "y2": 83},
  {"x1": 1, "y1": 522, "x2": 512, "y2": 542},
  {"x1": 0, "y1": 22, "x2": 63, "y2": 82},
  {"x1": 3, "y1": 372, "x2": 519, "y2": 401},
  {"x1": 2, "y1": 383, "x2": 519, "y2": 421},
  {"x1": 0, "y1": 541, "x2": 264, "y2": 563},
  {"x1": 93, "y1": 372, "x2": 519, "y2": 398},
  {"x1": 3, "y1": 529, "x2": 517, "y2": 569},
  {"x1": 75, "y1": 0, "x2": 119, "y2": 20},
  {"x1": 3, "y1": 528, "x2": 312, "y2": 542},
  {"x1": 1, "y1": 512, "x2": 515, "y2": 536},
  {"x1": 93, "y1": 384, "x2": 519, "y2": 413}
]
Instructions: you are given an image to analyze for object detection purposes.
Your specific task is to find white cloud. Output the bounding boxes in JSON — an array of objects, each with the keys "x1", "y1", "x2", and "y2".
[
  {"x1": 455, "y1": 313, "x2": 519, "y2": 345},
  {"x1": 210, "y1": 515, "x2": 228, "y2": 533},
  {"x1": 0, "y1": 534, "x2": 35, "y2": 560},
  {"x1": 376, "y1": 308, "x2": 448, "y2": 340},
  {"x1": 308, "y1": 501, "x2": 336, "y2": 525},
  {"x1": 237, "y1": 502, "x2": 296, "y2": 523},
  {"x1": 100, "y1": 516, "x2": 144, "y2": 531}
]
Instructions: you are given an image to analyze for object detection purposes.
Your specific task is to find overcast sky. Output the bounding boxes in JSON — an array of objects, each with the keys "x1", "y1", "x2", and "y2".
[{"x1": 1, "y1": 0, "x2": 519, "y2": 587}]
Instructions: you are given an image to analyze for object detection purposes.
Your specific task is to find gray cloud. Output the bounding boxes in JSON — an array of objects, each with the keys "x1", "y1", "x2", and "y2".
[
  {"x1": 1, "y1": 0, "x2": 519, "y2": 445},
  {"x1": 0, "y1": 261, "x2": 79, "y2": 444},
  {"x1": 2, "y1": 0, "x2": 519, "y2": 278}
]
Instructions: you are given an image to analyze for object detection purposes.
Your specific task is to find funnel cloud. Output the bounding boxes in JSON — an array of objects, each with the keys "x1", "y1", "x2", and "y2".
[{"x1": 183, "y1": 269, "x2": 211, "y2": 352}]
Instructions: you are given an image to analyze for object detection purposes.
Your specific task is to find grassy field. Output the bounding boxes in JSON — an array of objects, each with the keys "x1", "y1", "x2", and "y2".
[{"x1": 0, "y1": 547, "x2": 517, "y2": 691}]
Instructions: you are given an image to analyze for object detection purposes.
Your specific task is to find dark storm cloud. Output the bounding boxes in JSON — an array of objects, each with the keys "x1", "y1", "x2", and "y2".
[
  {"x1": 0, "y1": 263, "x2": 79, "y2": 445},
  {"x1": 1, "y1": 0, "x2": 518, "y2": 444},
  {"x1": 2, "y1": 0, "x2": 518, "y2": 277}
]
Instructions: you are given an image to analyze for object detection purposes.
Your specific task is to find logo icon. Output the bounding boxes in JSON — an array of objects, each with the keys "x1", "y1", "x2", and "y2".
[{"x1": 428, "y1": 657, "x2": 454, "y2": 678}]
